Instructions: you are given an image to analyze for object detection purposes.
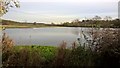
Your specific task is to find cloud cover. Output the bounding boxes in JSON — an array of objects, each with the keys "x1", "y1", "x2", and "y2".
[{"x1": 2, "y1": 0, "x2": 119, "y2": 23}]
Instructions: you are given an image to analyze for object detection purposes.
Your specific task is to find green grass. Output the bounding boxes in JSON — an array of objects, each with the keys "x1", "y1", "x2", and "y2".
[
  {"x1": 2, "y1": 45, "x2": 58, "y2": 67},
  {"x1": 12, "y1": 46, "x2": 57, "y2": 61},
  {"x1": 2, "y1": 25, "x2": 61, "y2": 29}
]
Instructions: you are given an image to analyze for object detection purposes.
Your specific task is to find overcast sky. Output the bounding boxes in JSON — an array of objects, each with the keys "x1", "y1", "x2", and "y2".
[
  {"x1": 2, "y1": 0, "x2": 119, "y2": 23},
  {"x1": 20, "y1": 0, "x2": 118, "y2": 2}
]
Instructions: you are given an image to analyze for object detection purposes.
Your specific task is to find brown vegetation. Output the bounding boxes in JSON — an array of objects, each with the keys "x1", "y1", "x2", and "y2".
[{"x1": 2, "y1": 33, "x2": 14, "y2": 53}]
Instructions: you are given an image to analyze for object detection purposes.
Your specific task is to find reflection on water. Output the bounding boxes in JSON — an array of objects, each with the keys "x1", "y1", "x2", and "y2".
[
  {"x1": 3, "y1": 27, "x2": 78, "y2": 46},
  {"x1": 3, "y1": 27, "x2": 119, "y2": 46}
]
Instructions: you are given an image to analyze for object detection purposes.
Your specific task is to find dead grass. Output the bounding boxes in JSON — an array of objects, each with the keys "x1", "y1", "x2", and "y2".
[{"x1": 2, "y1": 33, "x2": 14, "y2": 53}]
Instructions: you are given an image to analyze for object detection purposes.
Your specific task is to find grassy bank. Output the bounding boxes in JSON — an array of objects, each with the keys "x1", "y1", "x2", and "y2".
[
  {"x1": 3, "y1": 44, "x2": 120, "y2": 67},
  {"x1": 12, "y1": 46, "x2": 57, "y2": 62},
  {"x1": 2, "y1": 25, "x2": 51, "y2": 28},
  {"x1": 3, "y1": 45, "x2": 95, "y2": 67},
  {"x1": 2, "y1": 46, "x2": 58, "y2": 67},
  {"x1": 2, "y1": 25, "x2": 63, "y2": 29}
]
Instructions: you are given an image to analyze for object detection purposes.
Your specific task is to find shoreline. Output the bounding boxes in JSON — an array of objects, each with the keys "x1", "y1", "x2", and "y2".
[{"x1": 2, "y1": 25, "x2": 120, "y2": 29}]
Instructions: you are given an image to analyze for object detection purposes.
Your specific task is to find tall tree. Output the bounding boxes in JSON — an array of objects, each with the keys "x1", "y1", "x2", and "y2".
[
  {"x1": 0, "y1": 0, "x2": 20, "y2": 17},
  {"x1": 92, "y1": 15, "x2": 102, "y2": 20},
  {"x1": 104, "y1": 16, "x2": 112, "y2": 21},
  {"x1": 72, "y1": 19, "x2": 80, "y2": 23}
]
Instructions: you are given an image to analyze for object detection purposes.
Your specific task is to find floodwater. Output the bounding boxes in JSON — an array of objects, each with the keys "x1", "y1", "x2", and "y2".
[{"x1": 3, "y1": 27, "x2": 118, "y2": 46}]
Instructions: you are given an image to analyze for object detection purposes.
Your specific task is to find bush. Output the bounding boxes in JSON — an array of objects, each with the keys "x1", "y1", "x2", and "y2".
[{"x1": 92, "y1": 28, "x2": 120, "y2": 67}]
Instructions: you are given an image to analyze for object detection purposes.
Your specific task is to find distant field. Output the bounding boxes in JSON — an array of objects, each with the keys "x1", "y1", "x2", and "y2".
[
  {"x1": 2, "y1": 25, "x2": 59, "y2": 28},
  {"x1": 0, "y1": 25, "x2": 2, "y2": 30},
  {"x1": 2, "y1": 25, "x2": 30, "y2": 28}
]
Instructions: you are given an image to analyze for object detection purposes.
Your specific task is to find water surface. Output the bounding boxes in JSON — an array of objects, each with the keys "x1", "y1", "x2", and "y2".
[{"x1": 3, "y1": 27, "x2": 118, "y2": 46}]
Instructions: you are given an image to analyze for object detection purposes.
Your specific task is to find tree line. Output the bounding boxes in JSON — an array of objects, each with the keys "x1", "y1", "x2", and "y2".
[{"x1": 60, "y1": 16, "x2": 120, "y2": 28}]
